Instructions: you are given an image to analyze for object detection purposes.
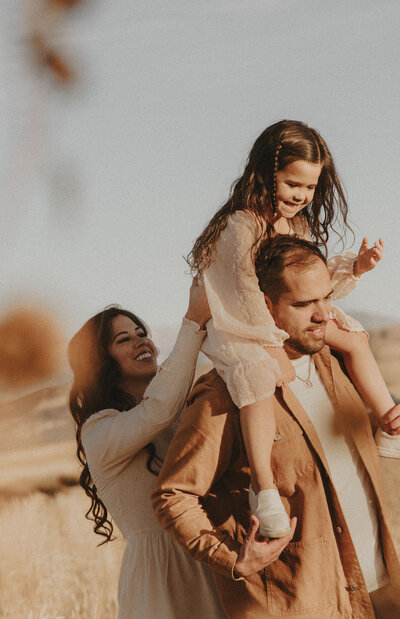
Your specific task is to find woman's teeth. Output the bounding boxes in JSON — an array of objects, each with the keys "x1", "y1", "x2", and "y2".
[{"x1": 135, "y1": 352, "x2": 152, "y2": 361}]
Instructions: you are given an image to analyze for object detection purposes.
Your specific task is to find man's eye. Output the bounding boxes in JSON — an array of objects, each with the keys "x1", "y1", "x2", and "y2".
[{"x1": 137, "y1": 331, "x2": 146, "y2": 338}]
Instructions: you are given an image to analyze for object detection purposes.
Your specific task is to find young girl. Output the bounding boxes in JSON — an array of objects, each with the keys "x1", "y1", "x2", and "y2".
[{"x1": 187, "y1": 119, "x2": 398, "y2": 538}]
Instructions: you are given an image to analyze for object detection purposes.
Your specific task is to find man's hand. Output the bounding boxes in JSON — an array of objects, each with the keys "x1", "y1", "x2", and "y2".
[
  {"x1": 382, "y1": 403, "x2": 400, "y2": 436},
  {"x1": 233, "y1": 515, "x2": 297, "y2": 578},
  {"x1": 353, "y1": 237, "x2": 384, "y2": 278}
]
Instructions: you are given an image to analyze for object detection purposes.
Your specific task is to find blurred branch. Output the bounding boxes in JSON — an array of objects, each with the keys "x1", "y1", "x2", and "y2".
[{"x1": 27, "y1": 0, "x2": 85, "y2": 84}]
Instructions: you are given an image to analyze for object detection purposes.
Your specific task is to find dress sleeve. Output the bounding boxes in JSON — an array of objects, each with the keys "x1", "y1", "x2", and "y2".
[
  {"x1": 203, "y1": 211, "x2": 287, "y2": 344},
  {"x1": 292, "y1": 214, "x2": 360, "y2": 301},
  {"x1": 81, "y1": 318, "x2": 205, "y2": 474},
  {"x1": 327, "y1": 252, "x2": 360, "y2": 300},
  {"x1": 201, "y1": 211, "x2": 288, "y2": 408}
]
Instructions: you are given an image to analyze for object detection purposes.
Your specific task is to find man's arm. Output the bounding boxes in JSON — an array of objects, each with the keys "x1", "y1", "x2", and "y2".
[{"x1": 152, "y1": 374, "x2": 295, "y2": 579}]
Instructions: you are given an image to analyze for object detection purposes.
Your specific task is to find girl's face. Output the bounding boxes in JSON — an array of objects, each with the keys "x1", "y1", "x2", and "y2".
[
  {"x1": 275, "y1": 159, "x2": 322, "y2": 219},
  {"x1": 108, "y1": 315, "x2": 158, "y2": 383}
]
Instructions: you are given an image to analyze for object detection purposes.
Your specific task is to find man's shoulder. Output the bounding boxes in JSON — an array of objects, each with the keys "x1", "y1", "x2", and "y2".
[{"x1": 187, "y1": 368, "x2": 237, "y2": 412}]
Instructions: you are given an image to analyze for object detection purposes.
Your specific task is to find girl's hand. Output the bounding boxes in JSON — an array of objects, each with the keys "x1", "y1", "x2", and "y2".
[
  {"x1": 185, "y1": 276, "x2": 211, "y2": 329},
  {"x1": 353, "y1": 237, "x2": 384, "y2": 278},
  {"x1": 265, "y1": 346, "x2": 296, "y2": 386}
]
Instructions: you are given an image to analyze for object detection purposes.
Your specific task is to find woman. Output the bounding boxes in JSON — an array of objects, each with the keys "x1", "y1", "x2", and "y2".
[{"x1": 68, "y1": 280, "x2": 225, "y2": 618}]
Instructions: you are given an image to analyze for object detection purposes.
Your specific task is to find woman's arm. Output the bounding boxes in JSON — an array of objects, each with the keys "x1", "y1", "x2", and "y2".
[{"x1": 82, "y1": 280, "x2": 209, "y2": 471}]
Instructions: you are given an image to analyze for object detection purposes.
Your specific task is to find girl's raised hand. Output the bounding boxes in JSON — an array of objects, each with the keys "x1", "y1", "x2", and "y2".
[
  {"x1": 353, "y1": 237, "x2": 384, "y2": 278},
  {"x1": 185, "y1": 276, "x2": 211, "y2": 329}
]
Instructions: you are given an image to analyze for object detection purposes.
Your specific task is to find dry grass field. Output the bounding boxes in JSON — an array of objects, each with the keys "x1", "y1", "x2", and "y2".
[
  {"x1": 0, "y1": 323, "x2": 398, "y2": 617},
  {"x1": 0, "y1": 487, "x2": 125, "y2": 618}
]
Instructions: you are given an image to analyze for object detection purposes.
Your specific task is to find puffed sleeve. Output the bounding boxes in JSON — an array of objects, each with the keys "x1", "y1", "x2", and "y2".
[
  {"x1": 327, "y1": 252, "x2": 360, "y2": 300},
  {"x1": 202, "y1": 211, "x2": 287, "y2": 408},
  {"x1": 81, "y1": 318, "x2": 205, "y2": 473},
  {"x1": 292, "y1": 214, "x2": 360, "y2": 301}
]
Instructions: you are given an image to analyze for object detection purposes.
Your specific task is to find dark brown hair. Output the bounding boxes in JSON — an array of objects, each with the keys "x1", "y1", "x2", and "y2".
[
  {"x1": 255, "y1": 235, "x2": 327, "y2": 303},
  {"x1": 68, "y1": 306, "x2": 161, "y2": 544},
  {"x1": 187, "y1": 120, "x2": 351, "y2": 274}
]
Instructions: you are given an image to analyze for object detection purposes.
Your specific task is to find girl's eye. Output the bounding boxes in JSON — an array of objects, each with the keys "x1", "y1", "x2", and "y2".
[{"x1": 117, "y1": 336, "x2": 130, "y2": 344}]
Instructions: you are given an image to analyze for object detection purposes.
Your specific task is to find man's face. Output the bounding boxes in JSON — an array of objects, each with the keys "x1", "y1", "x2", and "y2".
[{"x1": 265, "y1": 259, "x2": 333, "y2": 358}]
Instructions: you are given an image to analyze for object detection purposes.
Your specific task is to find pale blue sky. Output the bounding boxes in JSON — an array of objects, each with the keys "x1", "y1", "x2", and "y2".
[{"x1": 1, "y1": 0, "x2": 400, "y2": 342}]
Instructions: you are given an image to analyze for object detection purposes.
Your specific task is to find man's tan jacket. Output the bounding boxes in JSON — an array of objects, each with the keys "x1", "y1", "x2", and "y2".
[{"x1": 152, "y1": 348, "x2": 400, "y2": 618}]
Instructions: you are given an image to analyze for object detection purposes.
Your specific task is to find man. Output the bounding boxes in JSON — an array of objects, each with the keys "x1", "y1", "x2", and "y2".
[{"x1": 152, "y1": 235, "x2": 400, "y2": 618}]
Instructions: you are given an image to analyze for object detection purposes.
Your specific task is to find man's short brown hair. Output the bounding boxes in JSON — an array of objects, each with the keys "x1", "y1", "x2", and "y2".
[{"x1": 255, "y1": 235, "x2": 327, "y2": 303}]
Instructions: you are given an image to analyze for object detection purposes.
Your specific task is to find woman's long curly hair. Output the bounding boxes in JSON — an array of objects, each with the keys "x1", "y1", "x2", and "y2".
[
  {"x1": 68, "y1": 306, "x2": 161, "y2": 544},
  {"x1": 187, "y1": 119, "x2": 352, "y2": 274}
]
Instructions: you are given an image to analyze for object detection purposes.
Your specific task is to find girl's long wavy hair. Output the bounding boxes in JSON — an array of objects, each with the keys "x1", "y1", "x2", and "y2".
[
  {"x1": 187, "y1": 119, "x2": 352, "y2": 274},
  {"x1": 68, "y1": 306, "x2": 162, "y2": 544}
]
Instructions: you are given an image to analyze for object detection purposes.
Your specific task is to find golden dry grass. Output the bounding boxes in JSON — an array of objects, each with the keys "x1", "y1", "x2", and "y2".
[
  {"x1": 0, "y1": 486, "x2": 125, "y2": 618},
  {"x1": 0, "y1": 333, "x2": 398, "y2": 617}
]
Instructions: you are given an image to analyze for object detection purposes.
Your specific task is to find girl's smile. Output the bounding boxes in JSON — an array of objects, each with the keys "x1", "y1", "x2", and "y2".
[{"x1": 275, "y1": 160, "x2": 322, "y2": 219}]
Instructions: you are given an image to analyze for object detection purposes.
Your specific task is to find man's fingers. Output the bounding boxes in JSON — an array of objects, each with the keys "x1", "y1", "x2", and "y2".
[
  {"x1": 384, "y1": 417, "x2": 400, "y2": 433},
  {"x1": 382, "y1": 403, "x2": 400, "y2": 424},
  {"x1": 246, "y1": 515, "x2": 261, "y2": 541},
  {"x1": 267, "y1": 517, "x2": 297, "y2": 552},
  {"x1": 382, "y1": 404, "x2": 400, "y2": 434}
]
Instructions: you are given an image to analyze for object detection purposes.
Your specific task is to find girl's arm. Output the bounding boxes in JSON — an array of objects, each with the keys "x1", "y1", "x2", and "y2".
[{"x1": 327, "y1": 237, "x2": 384, "y2": 300}]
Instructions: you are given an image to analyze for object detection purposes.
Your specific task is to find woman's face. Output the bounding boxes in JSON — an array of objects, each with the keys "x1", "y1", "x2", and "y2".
[{"x1": 108, "y1": 315, "x2": 158, "y2": 384}]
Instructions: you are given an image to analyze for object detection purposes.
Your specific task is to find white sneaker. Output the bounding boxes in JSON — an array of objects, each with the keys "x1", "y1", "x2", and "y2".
[
  {"x1": 375, "y1": 427, "x2": 400, "y2": 459},
  {"x1": 249, "y1": 486, "x2": 291, "y2": 538}
]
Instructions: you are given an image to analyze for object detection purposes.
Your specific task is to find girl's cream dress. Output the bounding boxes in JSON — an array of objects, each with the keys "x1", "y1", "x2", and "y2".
[{"x1": 202, "y1": 210, "x2": 364, "y2": 408}]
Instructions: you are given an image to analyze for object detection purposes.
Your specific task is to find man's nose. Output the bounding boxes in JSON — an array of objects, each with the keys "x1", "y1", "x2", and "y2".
[{"x1": 312, "y1": 302, "x2": 330, "y2": 323}]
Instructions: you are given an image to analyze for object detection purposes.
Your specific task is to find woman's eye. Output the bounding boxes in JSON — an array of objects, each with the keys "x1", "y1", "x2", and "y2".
[
  {"x1": 137, "y1": 331, "x2": 146, "y2": 338},
  {"x1": 117, "y1": 336, "x2": 130, "y2": 344}
]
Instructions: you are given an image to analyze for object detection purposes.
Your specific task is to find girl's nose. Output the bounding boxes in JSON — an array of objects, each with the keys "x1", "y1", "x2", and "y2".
[{"x1": 293, "y1": 190, "x2": 305, "y2": 203}]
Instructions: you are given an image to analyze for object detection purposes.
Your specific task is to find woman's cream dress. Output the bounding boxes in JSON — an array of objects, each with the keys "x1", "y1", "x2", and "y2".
[{"x1": 82, "y1": 319, "x2": 226, "y2": 619}]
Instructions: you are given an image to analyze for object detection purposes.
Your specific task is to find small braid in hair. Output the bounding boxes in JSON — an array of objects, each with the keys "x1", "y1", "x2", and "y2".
[{"x1": 272, "y1": 143, "x2": 282, "y2": 211}]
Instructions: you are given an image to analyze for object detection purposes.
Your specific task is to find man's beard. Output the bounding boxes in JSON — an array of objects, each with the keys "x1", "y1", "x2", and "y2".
[{"x1": 285, "y1": 332, "x2": 325, "y2": 356}]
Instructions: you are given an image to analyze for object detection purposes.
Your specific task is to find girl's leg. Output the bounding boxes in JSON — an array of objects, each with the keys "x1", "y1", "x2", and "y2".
[
  {"x1": 240, "y1": 397, "x2": 290, "y2": 538},
  {"x1": 325, "y1": 320, "x2": 394, "y2": 418}
]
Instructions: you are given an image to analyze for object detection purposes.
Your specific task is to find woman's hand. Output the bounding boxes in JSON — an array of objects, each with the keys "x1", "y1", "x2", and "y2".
[
  {"x1": 265, "y1": 346, "x2": 296, "y2": 386},
  {"x1": 185, "y1": 277, "x2": 211, "y2": 329},
  {"x1": 353, "y1": 237, "x2": 384, "y2": 278},
  {"x1": 233, "y1": 515, "x2": 297, "y2": 578}
]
